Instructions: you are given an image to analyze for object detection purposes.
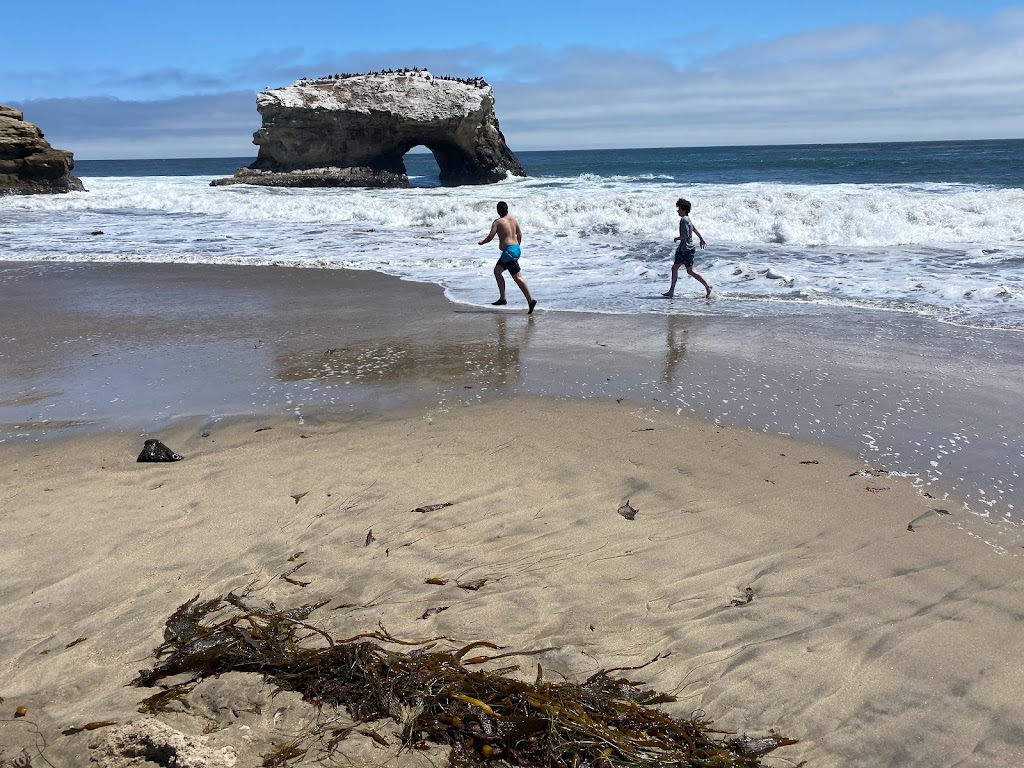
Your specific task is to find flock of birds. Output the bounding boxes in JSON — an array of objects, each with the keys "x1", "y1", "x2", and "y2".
[{"x1": 291, "y1": 69, "x2": 489, "y2": 88}]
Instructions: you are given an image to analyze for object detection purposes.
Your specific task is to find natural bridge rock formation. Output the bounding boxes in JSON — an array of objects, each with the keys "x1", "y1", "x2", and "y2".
[
  {"x1": 212, "y1": 71, "x2": 526, "y2": 188},
  {"x1": 0, "y1": 104, "x2": 84, "y2": 195}
]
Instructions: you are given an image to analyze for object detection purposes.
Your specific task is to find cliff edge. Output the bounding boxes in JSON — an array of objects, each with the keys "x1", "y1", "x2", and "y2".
[{"x1": 0, "y1": 105, "x2": 84, "y2": 195}]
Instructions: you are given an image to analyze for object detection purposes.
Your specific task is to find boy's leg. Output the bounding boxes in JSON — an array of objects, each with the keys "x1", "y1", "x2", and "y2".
[
  {"x1": 663, "y1": 262, "x2": 681, "y2": 297},
  {"x1": 686, "y1": 265, "x2": 712, "y2": 297},
  {"x1": 492, "y1": 262, "x2": 507, "y2": 304}
]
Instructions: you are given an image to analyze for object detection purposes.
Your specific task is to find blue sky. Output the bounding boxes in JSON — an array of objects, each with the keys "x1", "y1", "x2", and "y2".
[{"x1": 3, "y1": 1, "x2": 1023, "y2": 158}]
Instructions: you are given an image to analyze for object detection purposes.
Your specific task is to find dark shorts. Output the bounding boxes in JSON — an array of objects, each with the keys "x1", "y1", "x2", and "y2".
[
  {"x1": 674, "y1": 246, "x2": 695, "y2": 267},
  {"x1": 497, "y1": 244, "x2": 522, "y2": 275}
]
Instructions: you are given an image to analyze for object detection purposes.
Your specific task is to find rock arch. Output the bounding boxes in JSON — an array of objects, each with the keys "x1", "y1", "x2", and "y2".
[{"x1": 213, "y1": 71, "x2": 525, "y2": 188}]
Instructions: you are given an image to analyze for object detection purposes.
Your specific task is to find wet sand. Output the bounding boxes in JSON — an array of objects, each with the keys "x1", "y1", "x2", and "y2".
[
  {"x1": 2, "y1": 261, "x2": 1024, "y2": 768},
  {"x1": 2, "y1": 260, "x2": 1022, "y2": 521}
]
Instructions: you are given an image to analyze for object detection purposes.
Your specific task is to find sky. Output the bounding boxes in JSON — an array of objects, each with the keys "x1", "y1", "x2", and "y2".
[{"x1": 3, "y1": 0, "x2": 1024, "y2": 159}]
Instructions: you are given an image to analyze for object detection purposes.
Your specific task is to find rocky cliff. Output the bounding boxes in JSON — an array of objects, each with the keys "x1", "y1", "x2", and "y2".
[
  {"x1": 0, "y1": 105, "x2": 84, "y2": 195},
  {"x1": 212, "y1": 71, "x2": 525, "y2": 188}
]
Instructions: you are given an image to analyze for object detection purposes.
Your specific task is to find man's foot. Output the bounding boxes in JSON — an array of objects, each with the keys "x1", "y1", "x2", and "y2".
[
  {"x1": 491, "y1": 298, "x2": 507, "y2": 306},
  {"x1": 661, "y1": 291, "x2": 674, "y2": 298},
  {"x1": 705, "y1": 286, "x2": 713, "y2": 298},
  {"x1": 528, "y1": 299, "x2": 538, "y2": 315}
]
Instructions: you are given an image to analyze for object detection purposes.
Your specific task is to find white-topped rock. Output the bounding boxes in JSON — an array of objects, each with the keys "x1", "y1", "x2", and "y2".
[
  {"x1": 262, "y1": 71, "x2": 484, "y2": 120},
  {"x1": 214, "y1": 71, "x2": 525, "y2": 188}
]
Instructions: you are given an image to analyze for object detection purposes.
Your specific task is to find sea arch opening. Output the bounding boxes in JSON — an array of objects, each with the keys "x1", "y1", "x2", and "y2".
[{"x1": 403, "y1": 145, "x2": 441, "y2": 188}]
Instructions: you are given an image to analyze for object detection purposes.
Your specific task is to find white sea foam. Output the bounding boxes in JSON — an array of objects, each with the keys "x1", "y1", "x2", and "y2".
[{"x1": 2, "y1": 175, "x2": 1022, "y2": 328}]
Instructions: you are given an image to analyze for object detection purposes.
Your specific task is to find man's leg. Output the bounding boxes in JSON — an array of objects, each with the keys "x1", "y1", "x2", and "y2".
[
  {"x1": 492, "y1": 262, "x2": 507, "y2": 305},
  {"x1": 511, "y1": 271, "x2": 537, "y2": 313},
  {"x1": 511, "y1": 272, "x2": 533, "y2": 303},
  {"x1": 686, "y1": 265, "x2": 712, "y2": 297}
]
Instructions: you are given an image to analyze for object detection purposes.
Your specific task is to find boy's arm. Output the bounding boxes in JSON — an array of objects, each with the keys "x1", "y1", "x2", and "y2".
[
  {"x1": 478, "y1": 221, "x2": 498, "y2": 245},
  {"x1": 515, "y1": 221, "x2": 522, "y2": 244},
  {"x1": 692, "y1": 226, "x2": 707, "y2": 249}
]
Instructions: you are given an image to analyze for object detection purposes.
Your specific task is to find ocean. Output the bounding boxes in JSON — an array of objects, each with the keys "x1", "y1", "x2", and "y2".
[{"x1": 1, "y1": 140, "x2": 1023, "y2": 330}]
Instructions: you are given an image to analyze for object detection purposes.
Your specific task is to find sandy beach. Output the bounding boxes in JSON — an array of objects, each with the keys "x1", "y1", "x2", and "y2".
[{"x1": 2, "y1": 261, "x2": 1024, "y2": 768}]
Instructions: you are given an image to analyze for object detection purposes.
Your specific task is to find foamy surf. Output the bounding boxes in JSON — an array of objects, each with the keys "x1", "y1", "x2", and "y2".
[{"x1": 2, "y1": 172, "x2": 1022, "y2": 329}]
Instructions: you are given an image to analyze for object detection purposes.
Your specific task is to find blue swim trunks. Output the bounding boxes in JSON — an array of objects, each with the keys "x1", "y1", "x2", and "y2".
[{"x1": 498, "y1": 244, "x2": 522, "y2": 274}]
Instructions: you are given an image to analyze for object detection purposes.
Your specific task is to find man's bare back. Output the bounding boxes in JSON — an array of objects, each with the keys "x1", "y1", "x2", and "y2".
[{"x1": 481, "y1": 215, "x2": 522, "y2": 249}]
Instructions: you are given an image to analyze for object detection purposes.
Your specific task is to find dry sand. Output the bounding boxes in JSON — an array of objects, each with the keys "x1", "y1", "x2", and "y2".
[{"x1": 2, "y1": 262, "x2": 1024, "y2": 768}]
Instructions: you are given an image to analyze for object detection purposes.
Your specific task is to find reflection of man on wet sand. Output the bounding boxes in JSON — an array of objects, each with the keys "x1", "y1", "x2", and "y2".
[
  {"x1": 489, "y1": 313, "x2": 535, "y2": 386},
  {"x1": 478, "y1": 201, "x2": 538, "y2": 314}
]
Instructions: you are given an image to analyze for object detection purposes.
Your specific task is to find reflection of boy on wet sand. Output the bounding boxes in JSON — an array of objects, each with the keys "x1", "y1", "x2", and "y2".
[
  {"x1": 662, "y1": 314, "x2": 690, "y2": 383},
  {"x1": 478, "y1": 201, "x2": 538, "y2": 314}
]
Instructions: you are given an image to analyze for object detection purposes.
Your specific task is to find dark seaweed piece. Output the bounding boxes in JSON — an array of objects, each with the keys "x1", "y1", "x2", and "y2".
[
  {"x1": 580, "y1": 669, "x2": 678, "y2": 706},
  {"x1": 617, "y1": 500, "x2": 638, "y2": 520},
  {"x1": 413, "y1": 502, "x2": 455, "y2": 514},
  {"x1": 138, "y1": 683, "x2": 196, "y2": 714},
  {"x1": 728, "y1": 734, "x2": 798, "y2": 758},
  {"x1": 730, "y1": 588, "x2": 755, "y2": 607},
  {"x1": 418, "y1": 606, "x2": 450, "y2": 620},
  {"x1": 262, "y1": 739, "x2": 307, "y2": 767},
  {"x1": 280, "y1": 563, "x2": 311, "y2": 588},
  {"x1": 162, "y1": 595, "x2": 225, "y2": 646},
  {"x1": 62, "y1": 721, "x2": 119, "y2": 735},
  {"x1": 135, "y1": 593, "x2": 796, "y2": 768}
]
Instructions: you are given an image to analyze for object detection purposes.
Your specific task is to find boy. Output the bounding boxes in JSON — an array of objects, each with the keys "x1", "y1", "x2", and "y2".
[
  {"x1": 662, "y1": 198, "x2": 712, "y2": 299},
  {"x1": 478, "y1": 201, "x2": 537, "y2": 314}
]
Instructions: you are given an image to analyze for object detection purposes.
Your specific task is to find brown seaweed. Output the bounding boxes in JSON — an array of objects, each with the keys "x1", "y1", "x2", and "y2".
[
  {"x1": 134, "y1": 594, "x2": 796, "y2": 768},
  {"x1": 61, "y1": 721, "x2": 118, "y2": 736},
  {"x1": 413, "y1": 502, "x2": 455, "y2": 514},
  {"x1": 617, "y1": 500, "x2": 638, "y2": 520},
  {"x1": 730, "y1": 588, "x2": 755, "y2": 608}
]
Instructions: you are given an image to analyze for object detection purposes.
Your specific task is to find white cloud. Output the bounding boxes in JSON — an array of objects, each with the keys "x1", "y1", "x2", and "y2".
[
  {"x1": 9, "y1": 13, "x2": 1024, "y2": 157},
  {"x1": 12, "y1": 94, "x2": 260, "y2": 159},
  {"x1": 495, "y1": 14, "x2": 1024, "y2": 149}
]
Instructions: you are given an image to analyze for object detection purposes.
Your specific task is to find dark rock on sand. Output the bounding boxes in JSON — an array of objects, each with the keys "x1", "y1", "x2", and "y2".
[
  {"x1": 212, "y1": 70, "x2": 525, "y2": 188},
  {"x1": 137, "y1": 439, "x2": 183, "y2": 462},
  {"x1": 0, "y1": 104, "x2": 85, "y2": 195}
]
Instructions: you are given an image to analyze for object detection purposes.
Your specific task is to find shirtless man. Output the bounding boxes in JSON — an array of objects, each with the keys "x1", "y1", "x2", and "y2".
[{"x1": 478, "y1": 201, "x2": 537, "y2": 314}]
